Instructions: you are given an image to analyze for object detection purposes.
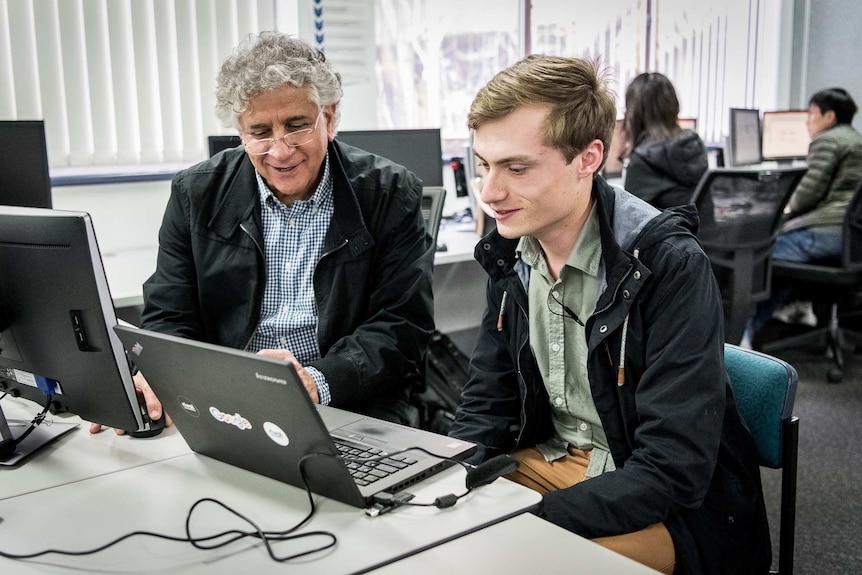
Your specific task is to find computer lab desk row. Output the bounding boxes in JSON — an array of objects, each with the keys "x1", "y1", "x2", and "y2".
[{"x1": 0, "y1": 397, "x2": 658, "y2": 574}]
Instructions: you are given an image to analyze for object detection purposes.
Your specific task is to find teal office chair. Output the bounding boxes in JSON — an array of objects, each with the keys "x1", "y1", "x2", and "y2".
[{"x1": 724, "y1": 344, "x2": 799, "y2": 575}]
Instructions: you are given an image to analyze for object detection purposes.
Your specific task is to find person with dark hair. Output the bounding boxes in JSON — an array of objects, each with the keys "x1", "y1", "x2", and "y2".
[
  {"x1": 744, "y1": 87, "x2": 862, "y2": 344},
  {"x1": 622, "y1": 72, "x2": 708, "y2": 209},
  {"x1": 90, "y1": 32, "x2": 435, "y2": 433},
  {"x1": 449, "y1": 54, "x2": 770, "y2": 574}
]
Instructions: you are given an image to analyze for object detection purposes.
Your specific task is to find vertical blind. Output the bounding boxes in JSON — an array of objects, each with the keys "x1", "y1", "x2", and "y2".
[
  {"x1": 650, "y1": 0, "x2": 783, "y2": 145},
  {"x1": 0, "y1": 0, "x2": 282, "y2": 168}
]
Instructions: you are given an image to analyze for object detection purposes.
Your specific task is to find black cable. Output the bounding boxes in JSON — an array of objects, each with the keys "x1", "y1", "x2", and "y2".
[
  {"x1": 0, "y1": 443, "x2": 496, "y2": 562},
  {"x1": 329, "y1": 445, "x2": 476, "y2": 510},
  {"x1": 0, "y1": 451, "x2": 337, "y2": 562},
  {"x1": 0, "y1": 394, "x2": 52, "y2": 460}
]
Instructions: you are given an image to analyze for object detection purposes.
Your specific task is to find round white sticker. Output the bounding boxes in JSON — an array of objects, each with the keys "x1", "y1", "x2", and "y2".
[{"x1": 263, "y1": 421, "x2": 290, "y2": 447}]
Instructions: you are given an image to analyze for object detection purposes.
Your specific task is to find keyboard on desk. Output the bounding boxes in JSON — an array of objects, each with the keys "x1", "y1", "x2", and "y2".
[{"x1": 334, "y1": 439, "x2": 418, "y2": 487}]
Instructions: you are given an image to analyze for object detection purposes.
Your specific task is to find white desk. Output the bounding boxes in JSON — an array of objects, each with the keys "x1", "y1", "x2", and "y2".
[
  {"x1": 368, "y1": 512, "x2": 661, "y2": 575},
  {"x1": 0, "y1": 449, "x2": 540, "y2": 574},
  {"x1": 1, "y1": 397, "x2": 191, "y2": 501}
]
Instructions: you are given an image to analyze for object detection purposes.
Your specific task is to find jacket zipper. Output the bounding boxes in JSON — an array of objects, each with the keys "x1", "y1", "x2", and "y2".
[
  {"x1": 240, "y1": 221, "x2": 265, "y2": 351},
  {"x1": 312, "y1": 238, "x2": 350, "y2": 342}
]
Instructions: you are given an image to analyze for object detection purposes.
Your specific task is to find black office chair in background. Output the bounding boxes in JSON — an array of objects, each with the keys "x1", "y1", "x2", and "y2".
[
  {"x1": 724, "y1": 344, "x2": 799, "y2": 575},
  {"x1": 207, "y1": 135, "x2": 243, "y2": 157},
  {"x1": 762, "y1": 181, "x2": 862, "y2": 382},
  {"x1": 690, "y1": 167, "x2": 806, "y2": 344},
  {"x1": 421, "y1": 186, "x2": 447, "y2": 250}
]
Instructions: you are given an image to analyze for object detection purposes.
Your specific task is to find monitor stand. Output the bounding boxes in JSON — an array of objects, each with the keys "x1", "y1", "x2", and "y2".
[{"x1": 0, "y1": 404, "x2": 79, "y2": 466}]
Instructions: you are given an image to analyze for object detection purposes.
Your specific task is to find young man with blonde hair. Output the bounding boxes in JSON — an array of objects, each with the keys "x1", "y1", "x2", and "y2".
[{"x1": 449, "y1": 55, "x2": 770, "y2": 574}]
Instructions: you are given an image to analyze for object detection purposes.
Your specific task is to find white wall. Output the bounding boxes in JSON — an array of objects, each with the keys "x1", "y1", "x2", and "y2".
[{"x1": 51, "y1": 181, "x2": 170, "y2": 255}]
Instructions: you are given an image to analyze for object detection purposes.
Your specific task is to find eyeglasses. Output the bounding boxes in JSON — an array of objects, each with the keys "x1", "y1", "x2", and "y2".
[
  {"x1": 548, "y1": 290, "x2": 585, "y2": 327},
  {"x1": 243, "y1": 113, "x2": 321, "y2": 155}
]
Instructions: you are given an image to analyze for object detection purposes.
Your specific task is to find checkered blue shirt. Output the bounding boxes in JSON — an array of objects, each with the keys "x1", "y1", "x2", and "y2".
[{"x1": 246, "y1": 154, "x2": 334, "y2": 405}]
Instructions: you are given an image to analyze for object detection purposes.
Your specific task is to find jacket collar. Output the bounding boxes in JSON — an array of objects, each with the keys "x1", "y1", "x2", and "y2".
[
  {"x1": 205, "y1": 143, "x2": 374, "y2": 258},
  {"x1": 474, "y1": 177, "x2": 699, "y2": 301}
]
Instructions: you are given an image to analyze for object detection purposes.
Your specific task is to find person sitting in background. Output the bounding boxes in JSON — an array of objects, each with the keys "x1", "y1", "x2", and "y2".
[
  {"x1": 744, "y1": 87, "x2": 862, "y2": 346},
  {"x1": 623, "y1": 72, "x2": 708, "y2": 209},
  {"x1": 449, "y1": 54, "x2": 770, "y2": 574},
  {"x1": 91, "y1": 31, "x2": 435, "y2": 433}
]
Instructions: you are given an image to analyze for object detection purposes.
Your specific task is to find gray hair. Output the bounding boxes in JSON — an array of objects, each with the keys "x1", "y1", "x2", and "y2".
[{"x1": 215, "y1": 31, "x2": 343, "y2": 129}]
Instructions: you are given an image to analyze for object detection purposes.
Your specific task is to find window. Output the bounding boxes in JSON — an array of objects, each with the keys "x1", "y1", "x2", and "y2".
[
  {"x1": 1, "y1": 0, "x2": 787, "y2": 170},
  {"x1": 373, "y1": 0, "x2": 521, "y2": 155},
  {"x1": 376, "y1": 0, "x2": 786, "y2": 147}
]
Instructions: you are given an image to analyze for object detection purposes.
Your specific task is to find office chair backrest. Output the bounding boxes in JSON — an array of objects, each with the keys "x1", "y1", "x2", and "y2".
[
  {"x1": 690, "y1": 167, "x2": 806, "y2": 250},
  {"x1": 421, "y1": 186, "x2": 446, "y2": 247},
  {"x1": 843, "y1": 180, "x2": 862, "y2": 267},
  {"x1": 724, "y1": 344, "x2": 797, "y2": 468},
  {"x1": 724, "y1": 344, "x2": 799, "y2": 575},
  {"x1": 208, "y1": 135, "x2": 242, "y2": 157}
]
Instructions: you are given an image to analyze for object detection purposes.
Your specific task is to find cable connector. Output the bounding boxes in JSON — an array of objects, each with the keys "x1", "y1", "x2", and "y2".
[
  {"x1": 364, "y1": 492, "x2": 415, "y2": 517},
  {"x1": 433, "y1": 493, "x2": 459, "y2": 509}
]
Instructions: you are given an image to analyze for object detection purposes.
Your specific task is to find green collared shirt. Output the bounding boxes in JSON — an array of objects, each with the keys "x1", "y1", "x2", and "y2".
[{"x1": 517, "y1": 202, "x2": 616, "y2": 477}]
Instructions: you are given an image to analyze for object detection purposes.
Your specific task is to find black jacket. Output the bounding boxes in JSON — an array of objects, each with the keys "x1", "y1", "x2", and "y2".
[
  {"x1": 449, "y1": 178, "x2": 770, "y2": 574},
  {"x1": 141, "y1": 141, "x2": 435, "y2": 423},
  {"x1": 625, "y1": 129, "x2": 708, "y2": 209}
]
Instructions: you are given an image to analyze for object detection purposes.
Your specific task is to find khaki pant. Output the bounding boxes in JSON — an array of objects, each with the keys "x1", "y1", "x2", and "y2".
[{"x1": 507, "y1": 447, "x2": 676, "y2": 574}]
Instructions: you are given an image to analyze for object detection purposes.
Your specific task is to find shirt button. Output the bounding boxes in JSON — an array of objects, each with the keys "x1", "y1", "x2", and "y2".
[
  {"x1": 579, "y1": 422, "x2": 589, "y2": 431},
  {"x1": 551, "y1": 343, "x2": 561, "y2": 352},
  {"x1": 289, "y1": 218, "x2": 295, "y2": 226},
  {"x1": 279, "y1": 336, "x2": 287, "y2": 345},
  {"x1": 554, "y1": 397, "x2": 564, "y2": 407},
  {"x1": 282, "y1": 305, "x2": 289, "y2": 313},
  {"x1": 552, "y1": 290, "x2": 560, "y2": 299}
]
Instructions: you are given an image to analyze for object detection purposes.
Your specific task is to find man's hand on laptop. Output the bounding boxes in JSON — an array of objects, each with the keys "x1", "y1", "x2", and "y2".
[
  {"x1": 88, "y1": 372, "x2": 173, "y2": 434},
  {"x1": 257, "y1": 349, "x2": 320, "y2": 404}
]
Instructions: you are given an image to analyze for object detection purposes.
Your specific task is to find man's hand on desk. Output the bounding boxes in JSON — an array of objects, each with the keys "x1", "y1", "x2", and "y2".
[
  {"x1": 257, "y1": 348, "x2": 320, "y2": 404},
  {"x1": 88, "y1": 372, "x2": 173, "y2": 435}
]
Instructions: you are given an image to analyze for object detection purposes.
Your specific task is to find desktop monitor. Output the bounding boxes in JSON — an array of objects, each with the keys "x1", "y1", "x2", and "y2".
[
  {"x1": 728, "y1": 108, "x2": 762, "y2": 166},
  {"x1": 0, "y1": 207, "x2": 155, "y2": 462},
  {"x1": 761, "y1": 110, "x2": 811, "y2": 162},
  {"x1": 336, "y1": 129, "x2": 444, "y2": 187},
  {"x1": 0, "y1": 120, "x2": 52, "y2": 208},
  {"x1": 207, "y1": 135, "x2": 243, "y2": 157}
]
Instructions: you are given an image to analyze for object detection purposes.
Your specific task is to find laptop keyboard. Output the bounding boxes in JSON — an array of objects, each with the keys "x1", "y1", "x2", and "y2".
[{"x1": 333, "y1": 440, "x2": 418, "y2": 487}]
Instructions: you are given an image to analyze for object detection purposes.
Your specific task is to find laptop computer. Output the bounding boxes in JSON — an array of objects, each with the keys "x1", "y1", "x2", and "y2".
[{"x1": 113, "y1": 325, "x2": 476, "y2": 508}]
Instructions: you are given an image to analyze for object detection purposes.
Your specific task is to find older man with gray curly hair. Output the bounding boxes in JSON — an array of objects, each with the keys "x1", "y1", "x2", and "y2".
[{"x1": 96, "y1": 32, "x2": 435, "y2": 433}]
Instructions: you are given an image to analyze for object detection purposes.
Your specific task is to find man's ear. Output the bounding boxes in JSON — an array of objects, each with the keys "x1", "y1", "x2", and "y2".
[
  {"x1": 824, "y1": 109, "x2": 838, "y2": 128},
  {"x1": 579, "y1": 139, "x2": 605, "y2": 175}
]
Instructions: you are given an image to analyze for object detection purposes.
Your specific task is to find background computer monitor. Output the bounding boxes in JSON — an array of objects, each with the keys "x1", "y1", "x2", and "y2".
[
  {"x1": 0, "y1": 120, "x2": 52, "y2": 208},
  {"x1": 0, "y1": 207, "x2": 153, "y2": 461},
  {"x1": 677, "y1": 117, "x2": 698, "y2": 131},
  {"x1": 728, "y1": 108, "x2": 762, "y2": 166},
  {"x1": 761, "y1": 110, "x2": 811, "y2": 162},
  {"x1": 207, "y1": 135, "x2": 243, "y2": 157},
  {"x1": 336, "y1": 129, "x2": 444, "y2": 187}
]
